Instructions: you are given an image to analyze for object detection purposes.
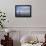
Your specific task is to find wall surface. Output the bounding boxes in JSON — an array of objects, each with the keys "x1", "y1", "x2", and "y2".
[
  {"x1": 0, "y1": 0, "x2": 46, "y2": 27},
  {"x1": 0, "y1": 0, "x2": 46, "y2": 46}
]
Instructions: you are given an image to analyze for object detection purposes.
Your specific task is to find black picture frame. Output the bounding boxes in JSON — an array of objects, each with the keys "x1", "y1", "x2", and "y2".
[{"x1": 15, "y1": 5, "x2": 32, "y2": 17}]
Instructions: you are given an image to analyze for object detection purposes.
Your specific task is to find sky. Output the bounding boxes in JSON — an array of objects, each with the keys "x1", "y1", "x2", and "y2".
[{"x1": 16, "y1": 6, "x2": 30, "y2": 15}]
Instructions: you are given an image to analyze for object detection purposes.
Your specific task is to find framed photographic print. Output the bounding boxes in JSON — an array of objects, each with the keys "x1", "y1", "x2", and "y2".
[{"x1": 15, "y1": 5, "x2": 32, "y2": 17}]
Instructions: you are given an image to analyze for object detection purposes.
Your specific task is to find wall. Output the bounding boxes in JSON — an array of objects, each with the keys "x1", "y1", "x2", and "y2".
[
  {"x1": 0, "y1": 0, "x2": 46, "y2": 27},
  {"x1": 0, "y1": 0, "x2": 46, "y2": 46}
]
